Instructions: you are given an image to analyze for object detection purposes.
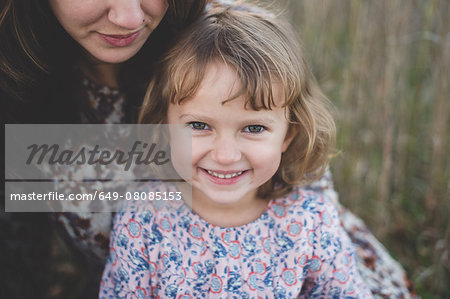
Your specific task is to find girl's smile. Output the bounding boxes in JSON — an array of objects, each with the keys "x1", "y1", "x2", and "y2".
[{"x1": 200, "y1": 168, "x2": 249, "y2": 185}]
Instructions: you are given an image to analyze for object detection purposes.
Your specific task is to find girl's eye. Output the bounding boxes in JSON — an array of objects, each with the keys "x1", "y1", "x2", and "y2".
[
  {"x1": 243, "y1": 125, "x2": 265, "y2": 133},
  {"x1": 188, "y1": 121, "x2": 209, "y2": 130}
]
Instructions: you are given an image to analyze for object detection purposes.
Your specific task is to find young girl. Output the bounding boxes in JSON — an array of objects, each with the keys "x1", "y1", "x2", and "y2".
[{"x1": 100, "y1": 8, "x2": 373, "y2": 298}]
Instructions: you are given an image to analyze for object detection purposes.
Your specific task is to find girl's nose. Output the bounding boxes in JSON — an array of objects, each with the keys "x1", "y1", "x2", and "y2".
[
  {"x1": 107, "y1": 0, "x2": 145, "y2": 30},
  {"x1": 210, "y1": 136, "x2": 242, "y2": 165}
]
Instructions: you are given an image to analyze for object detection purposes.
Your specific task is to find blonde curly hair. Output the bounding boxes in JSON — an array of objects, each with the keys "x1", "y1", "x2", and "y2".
[{"x1": 140, "y1": 7, "x2": 335, "y2": 198}]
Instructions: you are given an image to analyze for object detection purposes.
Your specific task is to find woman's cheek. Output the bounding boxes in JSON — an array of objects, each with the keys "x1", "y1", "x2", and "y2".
[
  {"x1": 142, "y1": 0, "x2": 169, "y2": 19},
  {"x1": 49, "y1": 0, "x2": 103, "y2": 26}
]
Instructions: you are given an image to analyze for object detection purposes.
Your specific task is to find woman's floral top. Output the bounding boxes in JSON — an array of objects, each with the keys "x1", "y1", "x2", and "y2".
[{"x1": 99, "y1": 183, "x2": 373, "y2": 298}]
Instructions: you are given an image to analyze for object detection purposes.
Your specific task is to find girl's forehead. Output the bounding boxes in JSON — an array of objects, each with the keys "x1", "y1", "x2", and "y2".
[
  {"x1": 197, "y1": 62, "x2": 241, "y2": 97},
  {"x1": 169, "y1": 81, "x2": 289, "y2": 124},
  {"x1": 191, "y1": 62, "x2": 286, "y2": 109}
]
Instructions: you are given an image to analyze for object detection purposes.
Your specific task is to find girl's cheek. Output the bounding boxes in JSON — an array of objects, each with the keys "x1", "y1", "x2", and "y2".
[
  {"x1": 191, "y1": 138, "x2": 212, "y2": 163},
  {"x1": 170, "y1": 145, "x2": 191, "y2": 180}
]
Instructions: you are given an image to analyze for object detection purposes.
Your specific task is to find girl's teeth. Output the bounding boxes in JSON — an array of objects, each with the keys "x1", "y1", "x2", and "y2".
[{"x1": 207, "y1": 170, "x2": 243, "y2": 179}]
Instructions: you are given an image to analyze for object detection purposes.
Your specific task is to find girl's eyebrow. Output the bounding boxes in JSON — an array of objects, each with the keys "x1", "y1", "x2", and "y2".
[
  {"x1": 179, "y1": 113, "x2": 213, "y2": 122},
  {"x1": 240, "y1": 117, "x2": 275, "y2": 125}
]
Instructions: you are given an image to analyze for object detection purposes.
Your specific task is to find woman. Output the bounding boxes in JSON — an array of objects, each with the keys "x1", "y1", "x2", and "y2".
[
  {"x1": 1, "y1": 1, "x2": 207, "y2": 297},
  {"x1": 2, "y1": 0, "x2": 205, "y2": 124},
  {"x1": 1, "y1": 0, "x2": 414, "y2": 298}
]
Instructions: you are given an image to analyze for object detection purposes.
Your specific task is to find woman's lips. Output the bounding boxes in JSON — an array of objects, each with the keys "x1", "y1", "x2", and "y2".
[
  {"x1": 200, "y1": 168, "x2": 248, "y2": 185},
  {"x1": 98, "y1": 31, "x2": 140, "y2": 47}
]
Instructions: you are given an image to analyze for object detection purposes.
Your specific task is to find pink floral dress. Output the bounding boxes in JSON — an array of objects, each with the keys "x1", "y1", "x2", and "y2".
[{"x1": 100, "y1": 182, "x2": 373, "y2": 298}]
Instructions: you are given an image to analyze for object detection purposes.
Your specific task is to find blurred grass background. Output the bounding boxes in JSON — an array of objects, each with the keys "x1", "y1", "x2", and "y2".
[{"x1": 265, "y1": 0, "x2": 448, "y2": 297}]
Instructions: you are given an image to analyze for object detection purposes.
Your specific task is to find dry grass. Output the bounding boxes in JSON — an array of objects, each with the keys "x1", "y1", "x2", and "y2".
[{"x1": 260, "y1": 0, "x2": 449, "y2": 297}]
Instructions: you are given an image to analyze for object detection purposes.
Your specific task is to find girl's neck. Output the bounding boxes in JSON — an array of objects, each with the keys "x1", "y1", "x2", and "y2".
[
  {"x1": 79, "y1": 56, "x2": 121, "y2": 89},
  {"x1": 178, "y1": 184, "x2": 270, "y2": 227}
]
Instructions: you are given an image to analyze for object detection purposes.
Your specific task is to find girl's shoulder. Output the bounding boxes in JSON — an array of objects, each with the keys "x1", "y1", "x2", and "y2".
[
  {"x1": 260, "y1": 188, "x2": 343, "y2": 255},
  {"x1": 115, "y1": 181, "x2": 186, "y2": 223},
  {"x1": 269, "y1": 187, "x2": 339, "y2": 226}
]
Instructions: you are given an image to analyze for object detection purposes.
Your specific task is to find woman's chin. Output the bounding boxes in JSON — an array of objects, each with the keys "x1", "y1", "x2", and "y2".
[{"x1": 85, "y1": 44, "x2": 144, "y2": 65}]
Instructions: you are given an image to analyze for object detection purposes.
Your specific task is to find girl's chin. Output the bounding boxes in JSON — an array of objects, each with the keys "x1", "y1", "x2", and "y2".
[{"x1": 191, "y1": 186, "x2": 252, "y2": 206}]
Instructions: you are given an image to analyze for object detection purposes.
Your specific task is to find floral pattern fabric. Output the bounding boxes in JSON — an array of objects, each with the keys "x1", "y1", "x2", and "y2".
[{"x1": 99, "y1": 182, "x2": 373, "y2": 298}]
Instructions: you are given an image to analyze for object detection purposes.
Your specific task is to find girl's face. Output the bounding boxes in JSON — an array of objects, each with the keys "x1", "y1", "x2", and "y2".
[
  {"x1": 48, "y1": 0, "x2": 168, "y2": 64},
  {"x1": 168, "y1": 62, "x2": 294, "y2": 209}
]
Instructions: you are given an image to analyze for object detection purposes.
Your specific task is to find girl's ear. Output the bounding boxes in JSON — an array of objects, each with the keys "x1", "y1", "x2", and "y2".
[{"x1": 282, "y1": 125, "x2": 297, "y2": 153}]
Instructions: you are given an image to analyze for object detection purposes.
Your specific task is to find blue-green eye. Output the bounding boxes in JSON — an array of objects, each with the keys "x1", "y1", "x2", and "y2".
[
  {"x1": 188, "y1": 121, "x2": 210, "y2": 130},
  {"x1": 243, "y1": 125, "x2": 265, "y2": 133}
]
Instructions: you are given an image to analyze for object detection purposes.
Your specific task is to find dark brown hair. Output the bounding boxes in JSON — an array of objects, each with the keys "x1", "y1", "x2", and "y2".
[
  {"x1": 139, "y1": 7, "x2": 336, "y2": 198},
  {"x1": 0, "y1": 0, "x2": 207, "y2": 123}
]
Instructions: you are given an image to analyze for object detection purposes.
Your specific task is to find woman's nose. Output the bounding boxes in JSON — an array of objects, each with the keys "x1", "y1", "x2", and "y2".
[
  {"x1": 107, "y1": 0, "x2": 145, "y2": 30},
  {"x1": 210, "y1": 136, "x2": 242, "y2": 165}
]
